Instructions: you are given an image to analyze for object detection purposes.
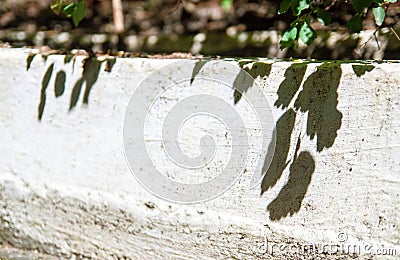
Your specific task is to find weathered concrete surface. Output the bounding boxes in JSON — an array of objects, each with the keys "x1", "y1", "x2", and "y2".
[
  {"x1": 0, "y1": 48, "x2": 399, "y2": 259},
  {"x1": 0, "y1": 244, "x2": 56, "y2": 260}
]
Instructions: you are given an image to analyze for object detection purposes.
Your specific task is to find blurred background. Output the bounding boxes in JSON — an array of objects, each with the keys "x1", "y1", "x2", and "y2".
[{"x1": 0, "y1": 0, "x2": 400, "y2": 59}]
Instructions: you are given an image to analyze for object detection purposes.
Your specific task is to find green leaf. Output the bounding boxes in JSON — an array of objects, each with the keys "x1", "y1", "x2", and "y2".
[
  {"x1": 299, "y1": 22, "x2": 316, "y2": 45},
  {"x1": 221, "y1": 0, "x2": 233, "y2": 11},
  {"x1": 316, "y1": 8, "x2": 332, "y2": 26},
  {"x1": 72, "y1": 0, "x2": 86, "y2": 26},
  {"x1": 346, "y1": 14, "x2": 363, "y2": 33},
  {"x1": 384, "y1": 0, "x2": 397, "y2": 2},
  {"x1": 62, "y1": 3, "x2": 76, "y2": 17},
  {"x1": 50, "y1": 0, "x2": 63, "y2": 15},
  {"x1": 293, "y1": 0, "x2": 310, "y2": 15},
  {"x1": 280, "y1": 26, "x2": 298, "y2": 49},
  {"x1": 352, "y1": 0, "x2": 372, "y2": 13},
  {"x1": 278, "y1": 0, "x2": 292, "y2": 14},
  {"x1": 283, "y1": 27, "x2": 298, "y2": 41},
  {"x1": 373, "y1": 6, "x2": 385, "y2": 26}
]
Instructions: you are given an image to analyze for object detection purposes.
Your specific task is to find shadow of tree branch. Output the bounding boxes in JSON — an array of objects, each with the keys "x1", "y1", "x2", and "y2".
[{"x1": 262, "y1": 62, "x2": 343, "y2": 220}]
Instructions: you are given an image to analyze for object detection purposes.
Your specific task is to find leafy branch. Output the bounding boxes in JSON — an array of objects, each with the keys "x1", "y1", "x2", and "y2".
[
  {"x1": 49, "y1": 0, "x2": 399, "y2": 50},
  {"x1": 278, "y1": 0, "x2": 398, "y2": 49},
  {"x1": 50, "y1": 0, "x2": 86, "y2": 27}
]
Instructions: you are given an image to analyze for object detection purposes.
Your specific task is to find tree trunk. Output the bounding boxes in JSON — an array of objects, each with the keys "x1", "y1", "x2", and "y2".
[{"x1": 112, "y1": 0, "x2": 124, "y2": 34}]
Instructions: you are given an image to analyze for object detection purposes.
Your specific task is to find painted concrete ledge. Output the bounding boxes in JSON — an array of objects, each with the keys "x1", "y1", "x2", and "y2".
[{"x1": 0, "y1": 48, "x2": 399, "y2": 259}]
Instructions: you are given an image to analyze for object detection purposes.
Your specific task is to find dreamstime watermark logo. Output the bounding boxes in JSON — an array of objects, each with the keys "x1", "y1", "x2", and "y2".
[
  {"x1": 235, "y1": 233, "x2": 398, "y2": 257},
  {"x1": 123, "y1": 60, "x2": 275, "y2": 203}
]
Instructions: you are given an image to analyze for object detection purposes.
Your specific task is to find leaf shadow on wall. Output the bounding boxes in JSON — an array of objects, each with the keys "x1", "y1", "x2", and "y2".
[
  {"x1": 38, "y1": 63, "x2": 55, "y2": 120},
  {"x1": 190, "y1": 60, "x2": 208, "y2": 84},
  {"x1": 261, "y1": 108, "x2": 296, "y2": 192},
  {"x1": 262, "y1": 62, "x2": 342, "y2": 221},
  {"x1": 294, "y1": 63, "x2": 343, "y2": 152},
  {"x1": 274, "y1": 63, "x2": 308, "y2": 109},
  {"x1": 190, "y1": 59, "x2": 272, "y2": 106},
  {"x1": 233, "y1": 61, "x2": 272, "y2": 104},
  {"x1": 69, "y1": 58, "x2": 103, "y2": 110},
  {"x1": 33, "y1": 55, "x2": 116, "y2": 120},
  {"x1": 267, "y1": 150, "x2": 315, "y2": 220}
]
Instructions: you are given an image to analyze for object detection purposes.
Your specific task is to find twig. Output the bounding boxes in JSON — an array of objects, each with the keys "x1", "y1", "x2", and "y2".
[
  {"x1": 324, "y1": 0, "x2": 337, "y2": 11},
  {"x1": 373, "y1": 30, "x2": 380, "y2": 50},
  {"x1": 360, "y1": 29, "x2": 379, "y2": 50},
  {"x1": 389, "y1": 26, "x2": 400, "y2": 42}
]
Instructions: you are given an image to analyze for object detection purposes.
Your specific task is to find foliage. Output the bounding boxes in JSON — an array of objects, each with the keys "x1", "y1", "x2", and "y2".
[
  {"x1": 49, "y1": 0, "x2": 399, "y2": 50},
  {"x1": 278, "y1": 0, "x2": 398, "y2": 49},
  {"x1": 221, "y1": 0, "x2": 233, "y2": 11},
  {"x1": 50, "y1": 0, "x2": 86, "y2": 27}
]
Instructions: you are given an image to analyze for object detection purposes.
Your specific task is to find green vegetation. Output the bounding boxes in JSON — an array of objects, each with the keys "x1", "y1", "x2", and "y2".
[
  {"x1": 50, "y1": 0, "x2": 86, "y2": 27},
  {"x1": 50, "y1": 0, "x2": 399, "y2": 50},
  {"x1": 279, "y1": 0, "x2": 398, "y2": 49}
]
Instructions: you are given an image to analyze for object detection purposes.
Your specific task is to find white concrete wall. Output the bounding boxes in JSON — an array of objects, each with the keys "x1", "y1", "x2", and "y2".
[{"x1": 0, "y1": 48, "x2": 399, "y2": 259}]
